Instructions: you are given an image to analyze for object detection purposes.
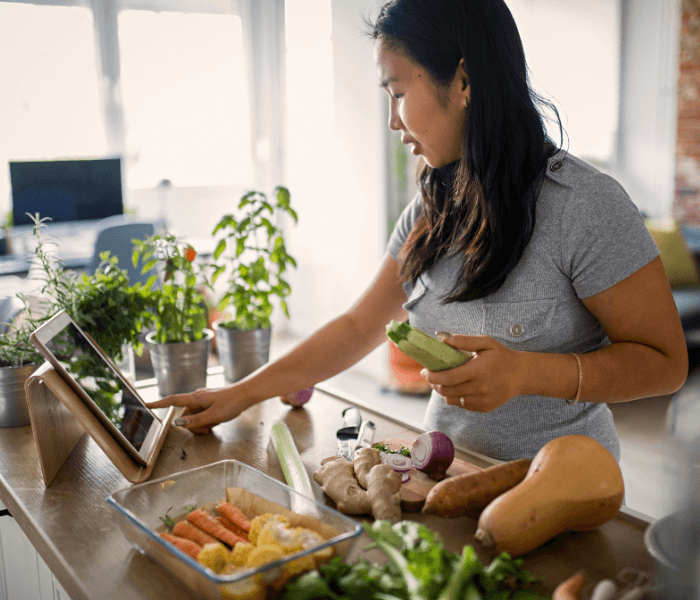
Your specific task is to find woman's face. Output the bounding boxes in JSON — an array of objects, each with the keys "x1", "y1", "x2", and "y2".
[{"x1": 375, "y1": 40, "x2": 470, "y2": 169}]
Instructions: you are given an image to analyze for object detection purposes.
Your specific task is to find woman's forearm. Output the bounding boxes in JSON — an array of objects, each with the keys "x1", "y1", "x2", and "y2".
[{"x1": 517, "y1": 341, "x2": 688, "y2": 404}]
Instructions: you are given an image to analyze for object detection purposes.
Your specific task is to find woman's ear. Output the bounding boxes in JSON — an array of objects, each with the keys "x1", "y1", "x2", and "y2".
[{"x1": 457, "y1": 59, "x2": 471, "y2": 103}]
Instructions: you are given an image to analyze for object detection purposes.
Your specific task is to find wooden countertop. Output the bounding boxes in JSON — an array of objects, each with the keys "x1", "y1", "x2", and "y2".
[{"x1": 0, "y1": 371, "x2": 659, "y2": 600}]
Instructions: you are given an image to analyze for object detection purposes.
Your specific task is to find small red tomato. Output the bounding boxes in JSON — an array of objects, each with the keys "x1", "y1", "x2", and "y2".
[{"x1": 185, "y1": 247, "x2": 196, "y2": 262}]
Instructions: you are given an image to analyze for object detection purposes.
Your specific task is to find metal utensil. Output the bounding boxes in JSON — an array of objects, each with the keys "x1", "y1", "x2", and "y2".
[
  {"x1": 336, "y1": 407, "x2": 362, "y2": 460},
  {"x1": 355, "y1": 420, "x2": 376, "y2": 452},
  {"x1": 341, "y1": 406, "x2": 361, "y2": 430},
  {"x1": 336, "y1": 426, "x2": 359, "y2": 460}
]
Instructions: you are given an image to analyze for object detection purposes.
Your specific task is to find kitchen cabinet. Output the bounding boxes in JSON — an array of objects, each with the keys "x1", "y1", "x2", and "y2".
[{"x1": 0, "y1": 502, "x2": 72, "y2": 600}]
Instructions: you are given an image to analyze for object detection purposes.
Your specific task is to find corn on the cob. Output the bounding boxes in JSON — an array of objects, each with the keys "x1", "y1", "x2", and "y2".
[{"x1": 385, "y1": 320, "x2": 473, "y2": 371}]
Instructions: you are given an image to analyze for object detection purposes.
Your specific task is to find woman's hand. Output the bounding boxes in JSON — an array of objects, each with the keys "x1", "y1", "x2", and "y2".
[
  {"x1": 420, "y1": 334, "x2": 526, "y2": 412},
  {"x1": 147, "y1": 386, "x2": 255, "y2": 434}
]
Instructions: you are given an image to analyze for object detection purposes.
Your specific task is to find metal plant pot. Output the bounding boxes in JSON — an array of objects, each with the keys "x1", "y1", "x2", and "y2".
[
  {"x1": 0, "y1": 363, "x2": 38, "y2": 427},
  {"x1": 214, "y1": 321, "x2": 271, "y2": 383},
  {"x1": 146, "y1": 329, "x2": 213, "y2": 397}
]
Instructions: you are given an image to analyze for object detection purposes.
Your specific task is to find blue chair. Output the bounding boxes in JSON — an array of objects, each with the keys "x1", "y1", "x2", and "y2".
[
  {"x1": 86, "y1": 222, "x2": 156, "y2": 285},
  {"x1": 0, "y1": 296, "x2": 25, "y2": 334}
]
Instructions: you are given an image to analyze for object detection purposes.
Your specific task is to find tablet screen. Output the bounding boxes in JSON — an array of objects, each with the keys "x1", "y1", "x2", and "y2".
[{"x1": 45, "y1": 320, "x2": 157, "y2": 451}]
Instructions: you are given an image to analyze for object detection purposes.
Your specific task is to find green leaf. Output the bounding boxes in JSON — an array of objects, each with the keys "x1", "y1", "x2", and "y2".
[{"x1": 213, "y1": 238, "x2": 227, "y2": 260}]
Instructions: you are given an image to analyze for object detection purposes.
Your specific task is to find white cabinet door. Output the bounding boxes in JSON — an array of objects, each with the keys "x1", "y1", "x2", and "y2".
[
  {"x1": 0, "y1": 514, "x2": 73, "y2": 600},
  {"x1": 0, "y1": 514, "x2": 42, "y2": 600}
]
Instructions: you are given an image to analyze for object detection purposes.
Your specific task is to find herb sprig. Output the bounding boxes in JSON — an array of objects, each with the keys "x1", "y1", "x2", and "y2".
[{"x1": 374, "y1": 443, "x2": 411, "y2": 457}]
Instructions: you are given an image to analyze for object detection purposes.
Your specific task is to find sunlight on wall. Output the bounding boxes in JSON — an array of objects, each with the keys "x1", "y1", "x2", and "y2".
[
  {"x1": 283, "y1": 0, "x2": 337, "y2": 335},
  {"x1": 118, "y1": 10, "x2": 253, "y2": 189},
  {"x1": 284, "y1": 0, "x2": 335, "y2": 195},
  {"x1": 506, "y1": 0, "x2": 620, "y2": 164}
]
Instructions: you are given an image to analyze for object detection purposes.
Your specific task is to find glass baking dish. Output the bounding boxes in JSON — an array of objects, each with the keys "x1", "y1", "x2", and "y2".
[{"x1": 106, "y1": 459, "x2": 363, "y2": 599}]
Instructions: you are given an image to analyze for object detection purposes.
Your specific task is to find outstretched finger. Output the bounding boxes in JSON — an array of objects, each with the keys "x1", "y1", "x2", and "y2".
[{"x1": 146, "y1": 393, "x2": 198, "y2": 409}]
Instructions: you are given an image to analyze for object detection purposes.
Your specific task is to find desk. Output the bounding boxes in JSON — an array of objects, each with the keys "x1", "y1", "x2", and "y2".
[
  {"x1": 0, "y1": 371, "x2": 659, "y2": 600},
  {"x1": 0, "y1": 226, "x2": 95, "y2": 276}
]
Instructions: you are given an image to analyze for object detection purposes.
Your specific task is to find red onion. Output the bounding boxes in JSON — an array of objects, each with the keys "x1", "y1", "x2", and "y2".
[
  {"x1": 401, "y1": 472, "x2": 411, "y2": 483},
  {"x1": 380, "y1": 452, "x2": 413, "y2": 472},
  {"x1": 280, "y1": 386, "x2": 314, "y2": 408},
  {"x1": 411, "y1": 431, "x2": 454, "y2": 480}
]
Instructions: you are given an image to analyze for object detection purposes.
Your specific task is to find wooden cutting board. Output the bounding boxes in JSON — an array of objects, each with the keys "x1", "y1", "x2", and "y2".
[{"x1": 321, "y1": 437, "x2": 483, "y2": 512}]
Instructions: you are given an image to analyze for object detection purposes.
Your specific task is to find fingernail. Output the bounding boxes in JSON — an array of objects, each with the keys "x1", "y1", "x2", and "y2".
[
  {"x1": 435, "y1": 331, "x2": 452, "y2": 340},
  {"x1": 420, "y1": 369, "x2": 428, "y2": 378},
  {"x1": 174, "y1": 418, "x2": 188, "y2": 427}
]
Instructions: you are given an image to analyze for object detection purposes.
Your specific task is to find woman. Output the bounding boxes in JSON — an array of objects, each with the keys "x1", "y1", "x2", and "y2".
[{"x1": 149, "y1": 0, "x2": 687, "y2": 461}]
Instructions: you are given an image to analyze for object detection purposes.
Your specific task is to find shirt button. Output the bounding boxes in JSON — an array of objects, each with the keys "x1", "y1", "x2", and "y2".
[
  {"x1": 550, "y1": 160, "x2": 563, "y2": 172},
  {"x1": 509, "y1": 323, "x2": 524, "y2": 337}
]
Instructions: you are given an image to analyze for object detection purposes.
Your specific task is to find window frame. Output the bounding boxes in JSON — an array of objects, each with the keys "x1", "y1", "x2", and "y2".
[{"x1": 1, "y1": 0, "x2": 285, "y2": 193}]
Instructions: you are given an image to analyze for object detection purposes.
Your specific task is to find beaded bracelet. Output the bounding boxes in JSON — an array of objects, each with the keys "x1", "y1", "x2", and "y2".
[{"x1": 566, "y1": 353, "x2": 582, "y2": 405}]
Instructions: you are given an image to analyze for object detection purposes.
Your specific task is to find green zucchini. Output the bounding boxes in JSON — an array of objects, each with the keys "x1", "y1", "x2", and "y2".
[{"x1": 386, "y1": 321, "x2": 473, "y2": 371}]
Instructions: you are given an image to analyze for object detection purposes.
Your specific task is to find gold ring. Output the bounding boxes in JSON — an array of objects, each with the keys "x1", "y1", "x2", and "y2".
[{"x1": 459, "y1": 396, "x2": 465, "y2": 407}]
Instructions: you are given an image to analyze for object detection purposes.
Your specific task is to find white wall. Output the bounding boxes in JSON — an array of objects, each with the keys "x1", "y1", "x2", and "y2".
[
  {"x1": 283, "y1": 0, "x2": 388, "y2": 379},
  {"x1": 616, "y1": 0, "x2": 681, "y2": 218}
]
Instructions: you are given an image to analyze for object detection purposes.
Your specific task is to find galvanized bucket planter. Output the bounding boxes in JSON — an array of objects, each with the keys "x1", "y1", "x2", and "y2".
[
  {"x1": 214, "y1": 321, "x2": 271, "y2": 383},
  {"x1": 146, "y1": 329, "x2": 213, "y2": 397},
  {"x1": 0, "y1": 363, "x2": 38, "y2": 427}
]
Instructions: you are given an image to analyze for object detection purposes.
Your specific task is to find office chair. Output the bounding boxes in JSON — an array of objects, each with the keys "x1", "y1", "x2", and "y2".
[
  {"x1": 86, "y1": 222, "x2": 156, "y2": 286},
  {"x1": 0, "y1": 296, "x2": 25, "y2": 334}
]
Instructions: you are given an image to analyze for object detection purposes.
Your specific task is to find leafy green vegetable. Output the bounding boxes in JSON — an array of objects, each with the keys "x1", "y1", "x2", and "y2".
[{"x1": 282, "y1": 520, "x2": 548, "y2": 600}]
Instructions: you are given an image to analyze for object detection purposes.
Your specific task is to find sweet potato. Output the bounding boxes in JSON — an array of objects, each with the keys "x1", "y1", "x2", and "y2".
[
  {"x1": 552, "y1": 571, "x2": 586, "y2": 600},
  {"x1": 422, "y1": 458, "x2": 531, "y2": 518}
]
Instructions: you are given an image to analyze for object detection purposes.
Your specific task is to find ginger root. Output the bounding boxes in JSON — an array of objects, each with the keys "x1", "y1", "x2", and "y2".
[
  {"x1": 366, "y1": 464, "x2": 403, "y2": 524},
  {"x1": 353, "y1": 447, "x2": 382, "y2": 489},
  {"x1": 313, "y1": 459, "x2": 371, "y2": 515}
]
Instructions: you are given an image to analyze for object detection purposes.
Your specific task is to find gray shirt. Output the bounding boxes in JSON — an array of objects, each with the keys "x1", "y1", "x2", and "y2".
[{"x1": 386, "y1": 151, "x2": 660, "y2": 461}]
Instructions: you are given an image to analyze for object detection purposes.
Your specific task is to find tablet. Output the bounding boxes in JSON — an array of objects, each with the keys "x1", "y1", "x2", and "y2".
[{"x1": 31, "y1": 310, "x2": 163, "y2": 467}]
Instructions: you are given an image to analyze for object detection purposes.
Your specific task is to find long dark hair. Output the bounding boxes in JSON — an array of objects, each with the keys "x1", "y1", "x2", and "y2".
[{"x1": 369, "y1": 0, "x2": 563, "y2": 302}]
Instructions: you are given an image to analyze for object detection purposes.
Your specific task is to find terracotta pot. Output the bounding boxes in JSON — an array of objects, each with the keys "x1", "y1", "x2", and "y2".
[{"x1": 386, "y1": 342, "x2": 431, "y2": 395}]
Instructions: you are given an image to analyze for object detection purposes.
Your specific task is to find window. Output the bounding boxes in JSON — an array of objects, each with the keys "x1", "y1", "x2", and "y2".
[
  {"x1": 0, "y1": 2, "x2": 107, "y2": 218},
  {"x1": 0, "y1": 0, "x2": 277, "y2": 236}
]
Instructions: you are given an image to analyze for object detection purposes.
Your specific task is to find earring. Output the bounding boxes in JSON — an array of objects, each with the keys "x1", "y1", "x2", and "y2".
[{"x1": 465, "y1": 98, "x2": 469, "y2": 108}]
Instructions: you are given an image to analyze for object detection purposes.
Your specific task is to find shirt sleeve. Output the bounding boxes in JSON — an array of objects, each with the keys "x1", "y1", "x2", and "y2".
[
  {"x1": 561, "y1": 173, "x2": 660, "y2": 298},
  {"x1": 386, "y1": 194, "x2": 423, "y2": 261}
]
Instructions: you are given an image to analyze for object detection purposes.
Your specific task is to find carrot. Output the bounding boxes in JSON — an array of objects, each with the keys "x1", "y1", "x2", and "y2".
[
  {"x1": 217, "y1": 516, "x2": 250, "y2": 543},
  {"x1": 216, "y1": 502, "x2": 252, "y2": 532},
  {"x1": 422, "y1": 458, "x2": 532, "y2": 518},
  {"x1": 160, "y1": 532, "x2": 203, "y2": 559},
  {"x1": 186, "y1": 509, "x2": 247, "y2": 547},
  {"x1": 173, "y1": 519, "x2": 218, "y2": 546},
  {"x1": 552, "y1": 571, "x2": 586, "y2": 600}
]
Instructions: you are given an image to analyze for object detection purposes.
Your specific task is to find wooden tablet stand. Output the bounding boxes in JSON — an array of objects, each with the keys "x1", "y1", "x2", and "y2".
[{"x1": 25, "y1": 362, "x2": 179, "y2": 486}]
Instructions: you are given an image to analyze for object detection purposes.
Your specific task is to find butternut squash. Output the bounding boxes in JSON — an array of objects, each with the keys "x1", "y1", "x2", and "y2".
[{"x1": 474, "y1": 435, "x2": 624, "y2": 557}]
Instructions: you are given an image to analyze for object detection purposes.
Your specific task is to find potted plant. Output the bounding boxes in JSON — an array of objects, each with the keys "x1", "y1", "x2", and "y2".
[
  {"x1": 0, "y1": 213, "x2": 155, "y2": 425},
  {"x1": 0, "y1": 296, "x2": 45, "y2": 427},
  {"x1": 132, "y1": 233, "x2": 214, "y2": 396},
  {"x1": 28, "y1": 214, "x2": 155, "y2": 375},
  {"x1": 210, "y1": 186, "x2": 297, "y2": 383}
]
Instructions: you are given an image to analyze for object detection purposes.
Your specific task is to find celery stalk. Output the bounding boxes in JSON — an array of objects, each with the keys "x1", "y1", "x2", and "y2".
[{"x1": 270, "y1": 420, "x2": 315, "y2": 501}]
